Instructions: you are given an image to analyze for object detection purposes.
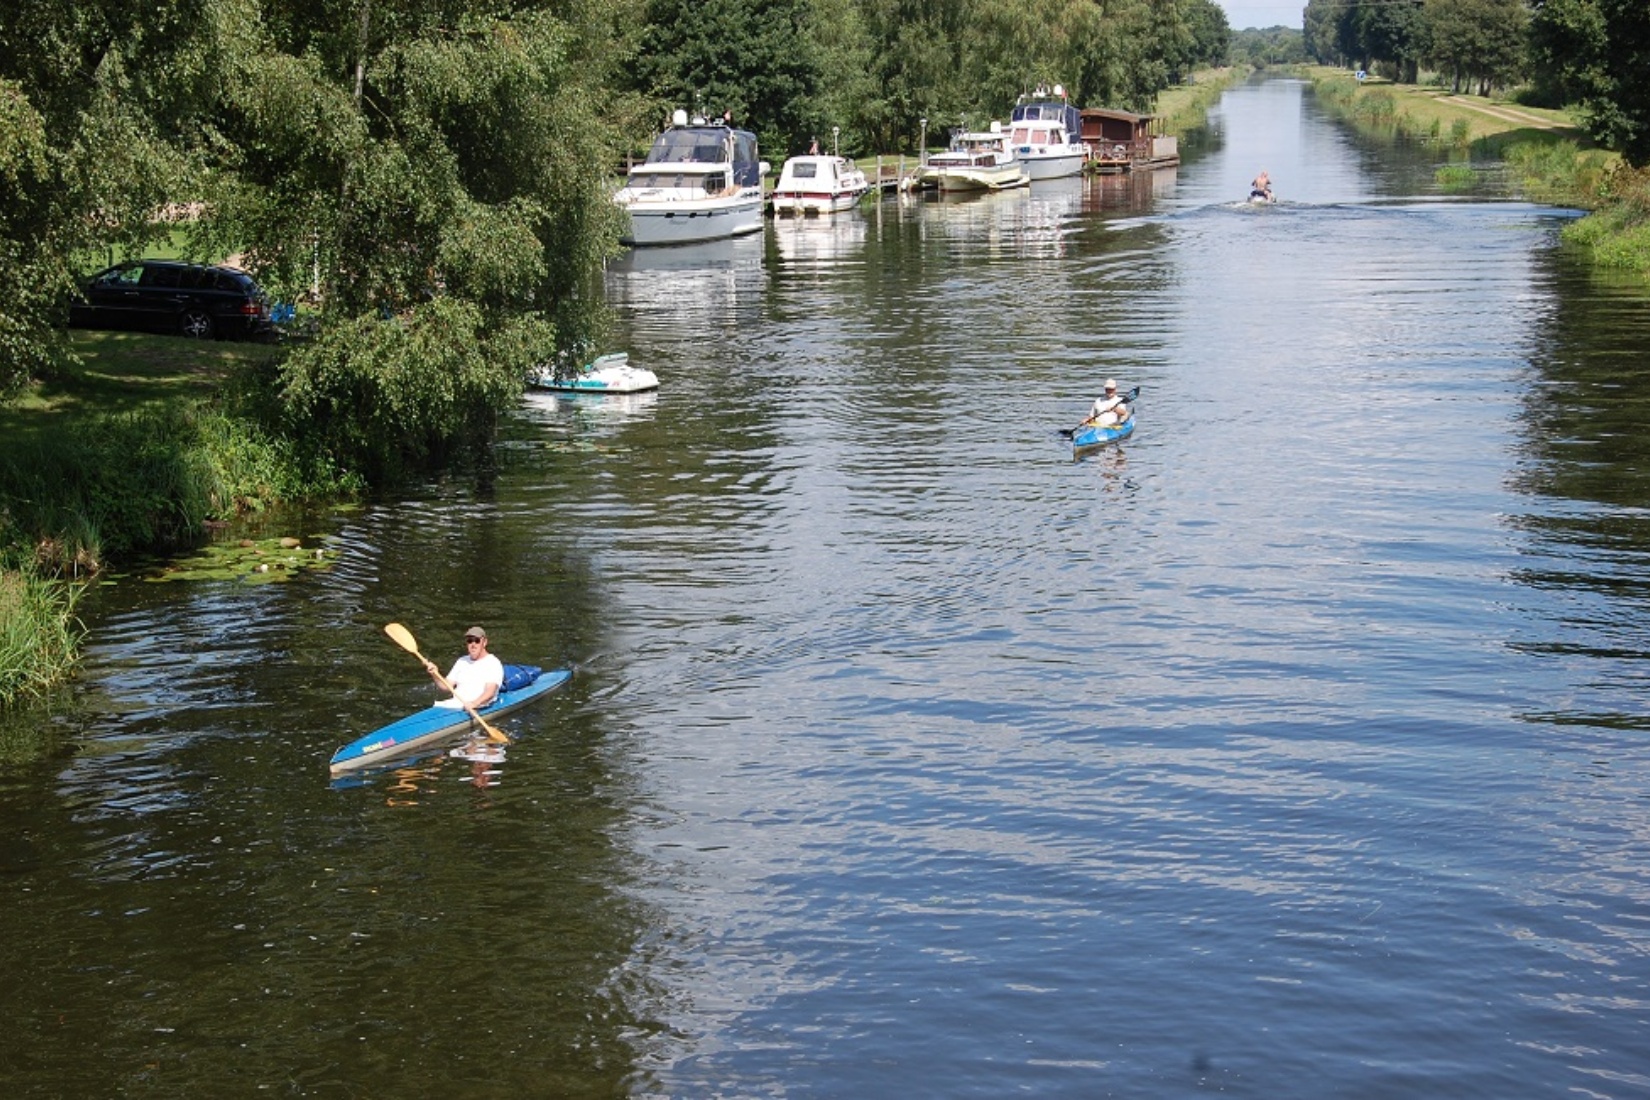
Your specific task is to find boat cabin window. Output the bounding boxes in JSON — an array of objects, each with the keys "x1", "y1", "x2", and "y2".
[
  {"x1": 648, "y1": 129, "x2": 730, "y2": 164},
  {"x1": 702, "y1": 172, "x2": 730, "y2": 193},
  {"x1": 790, "y1": 162, "x2": 819, "y2": 179}
]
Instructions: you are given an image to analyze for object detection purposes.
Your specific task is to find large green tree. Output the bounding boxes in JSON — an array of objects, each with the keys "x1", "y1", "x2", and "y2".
[
  {"x1": 632, "y1": 0, "x2": 824, "y2": 156},
  {"x1": 0, "y1": 1, "x2": 637, "y2": 475},
  {"x1": 1423, "y1": 0, "x2": 1526, "y2": 95},
  {"x1": 1530, "y1": 0, "x2": 1650, "y2": 166}
]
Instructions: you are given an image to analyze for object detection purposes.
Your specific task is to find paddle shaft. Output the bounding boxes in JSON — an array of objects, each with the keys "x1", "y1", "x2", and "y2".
[{"x1": 384, "y1": 623, "x2": 510, "y2": 743}]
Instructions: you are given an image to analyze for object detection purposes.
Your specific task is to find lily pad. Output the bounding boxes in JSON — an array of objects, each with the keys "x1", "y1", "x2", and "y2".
[{"x1": 143, "y1": 534, "x2": 338, "y2": 584}]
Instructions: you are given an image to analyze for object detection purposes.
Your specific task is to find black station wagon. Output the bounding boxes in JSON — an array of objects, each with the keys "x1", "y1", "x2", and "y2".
[{"x1": 70, "y1": 260, "x2": 274, "y2": 341}]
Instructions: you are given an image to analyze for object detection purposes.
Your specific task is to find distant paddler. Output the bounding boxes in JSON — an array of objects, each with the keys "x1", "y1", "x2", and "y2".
[
  {"x1": 1087, "y1": 379, "x2": 1132, "y2": 427},
  {"x1": 1250, "y1": 169, "x2": 1273, "y2": 203}
]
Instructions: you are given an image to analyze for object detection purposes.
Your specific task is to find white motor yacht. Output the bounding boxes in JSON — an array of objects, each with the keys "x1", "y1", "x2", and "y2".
[{"x1": 614, "y1": 110, "x2": 770, "y2": 246}]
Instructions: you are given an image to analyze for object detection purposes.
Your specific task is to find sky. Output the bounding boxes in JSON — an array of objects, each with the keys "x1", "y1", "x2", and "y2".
[{"x1": 1216, "y1": 0, "x2": 1304, "y2": 30}]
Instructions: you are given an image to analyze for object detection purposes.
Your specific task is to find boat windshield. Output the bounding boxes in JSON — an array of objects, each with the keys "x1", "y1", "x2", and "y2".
[{"x1": 646, "y1": 128, "x2": 730, "y2": 165}]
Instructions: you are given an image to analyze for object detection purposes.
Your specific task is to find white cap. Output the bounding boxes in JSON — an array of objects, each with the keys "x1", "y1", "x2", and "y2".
[{"x1": 1104, "y1": 379, "x2": 1117, "y2": 391}]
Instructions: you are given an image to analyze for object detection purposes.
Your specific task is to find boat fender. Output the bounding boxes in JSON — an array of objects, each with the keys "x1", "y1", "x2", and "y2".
[{"x1": 502, "y1": 664, "x2": 542, "y2": 692}]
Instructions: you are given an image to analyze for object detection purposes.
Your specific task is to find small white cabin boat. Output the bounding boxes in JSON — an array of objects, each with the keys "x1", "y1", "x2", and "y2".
[
  {"x1": 771, "y1": 154, "x2": 870, "y2": 215},
  {"x1": 614, "y1": 110, "x2": 770, "y2": 246},
  {"x1": 928, "y1": 124, "x2": 1028, "y2": 192}
]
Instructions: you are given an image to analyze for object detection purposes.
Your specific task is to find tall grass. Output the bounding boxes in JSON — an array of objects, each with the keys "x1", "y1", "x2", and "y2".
[
  {"x1": 0, "y1": 564, "x2": 85, "y2": 704},
  {"x1": 0, "y1": 403, "x2": 358, "y2": 576},
  {"x1": 1561, "y1": 164, "x2": 1650, "y2": 272},
  {"x1": 1502, "y1": 139, "x2": 1617, "y2": 206}
]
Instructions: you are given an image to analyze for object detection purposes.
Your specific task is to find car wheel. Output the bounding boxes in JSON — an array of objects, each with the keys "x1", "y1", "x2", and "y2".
[{"x1": 179, "y1": 308, "x2": 214, "y2": 339}]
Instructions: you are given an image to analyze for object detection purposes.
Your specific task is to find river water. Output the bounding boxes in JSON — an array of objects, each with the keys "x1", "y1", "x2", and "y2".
[{"x1": 6, "y1": 78, "x2": 1650, "y2": 1098}]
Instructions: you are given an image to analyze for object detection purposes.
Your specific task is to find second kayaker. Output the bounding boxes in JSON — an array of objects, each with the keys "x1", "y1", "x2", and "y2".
[{"x1": 426, "y1": 626, "x2": 504, "y2": 710}]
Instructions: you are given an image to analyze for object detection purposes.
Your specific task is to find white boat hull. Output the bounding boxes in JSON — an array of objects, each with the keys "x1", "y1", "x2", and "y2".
[
  {"x1": 772, "y1": 191, "x2": 864, "y2": 215},
  {"x1": 1020, "y1": 150, "x2": 1088, "y2": 180},
  {"x1": 936, "y1": 165, "x2": 1029, "y2": 191},
  {"x1": 529, "y1": 352, "x2": 659, "y2": 394},
  {"x1": 620, "y1": 190, "x2": 766, "y2": 245}
]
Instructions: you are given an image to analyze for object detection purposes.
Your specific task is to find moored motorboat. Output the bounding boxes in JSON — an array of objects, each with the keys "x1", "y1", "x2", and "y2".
[
  {"x1": 529, "y1": 351, "x2": 659, "y2": 394},
  {"x1": 928, "y1": 124, "x2": 1029, "y2": 192},
  {"x1": 614, "y1": 110, "x2": 769, "y2": 246},
  {"x1": 771, "y1": 154, "x2": 870, "y2": 215},
  {"x1": 329, "y1": 666, "x2": 573, "y2": 774},
  {"x1": 1007, "y1": 85, "x2": 1090, "y2": 181}
]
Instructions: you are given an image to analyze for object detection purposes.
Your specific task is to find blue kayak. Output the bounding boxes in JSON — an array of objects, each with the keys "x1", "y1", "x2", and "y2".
[
  {"x1": 329, "y1": 666, "x2": 572, "y2": 774},
  {"x1": 1072, "y1": 414, "x2": 1135, "y2": 450}
]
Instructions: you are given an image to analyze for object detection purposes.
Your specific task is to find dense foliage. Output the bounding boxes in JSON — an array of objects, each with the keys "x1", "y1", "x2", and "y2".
[
  {"x1": 1304, "y1": 0, "x2": 1650, "y2": 166},
  {"x1": 1528, "y1": 0, "x2": 1650, "y2": 166},
  {"x1": 1230, "y1": 26, "x2": 1309, "y2": 67}
]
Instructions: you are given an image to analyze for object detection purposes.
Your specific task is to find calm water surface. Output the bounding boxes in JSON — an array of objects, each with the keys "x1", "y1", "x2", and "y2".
[{"x1": 5, "y1": 79, "x2": 1650, "y2": 1098}]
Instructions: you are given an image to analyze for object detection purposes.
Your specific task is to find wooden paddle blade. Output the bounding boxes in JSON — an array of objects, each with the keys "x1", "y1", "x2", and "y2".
[{"x1": 384, "y1": 622, "x2": 420, "y2": 655}]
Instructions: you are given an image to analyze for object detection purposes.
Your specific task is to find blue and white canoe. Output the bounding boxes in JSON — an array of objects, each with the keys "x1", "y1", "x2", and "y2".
[
  {"x1": 1066, "y1": 385, "x2": 1140, "y2": 451},
  {"x1": 1071, "y1": 414, "x2": 1135, "y2": 450},
  {"x1": 328, "y1": 665, "x2": 572, "y2": 775},
  {"x1": 529, "y1": 352, "x2": 659, "y2": 395}
]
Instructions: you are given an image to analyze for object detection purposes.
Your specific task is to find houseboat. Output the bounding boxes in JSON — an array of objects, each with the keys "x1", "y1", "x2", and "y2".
[{"x1": 1079, "y1": 108, "x2": 1180, "y2": 173}]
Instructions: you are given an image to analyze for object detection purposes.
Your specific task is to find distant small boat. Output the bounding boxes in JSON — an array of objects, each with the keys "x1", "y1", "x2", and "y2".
[
  {"x1": 927, "y1": 124, "x2": 1029, "y2": 192},
  {"x1": 1071, "y1": 413, "x2": 1135, "y2": 450},
  {"x1": 530, "y1": 352, "x2": 659, "y2": 395},
  {"x1": 772, "y1": 154, "x2": 870, "y2": 215},
  {"x1": 1247, "y1": 190, "x2": 1277, "y2": 205},
  {"x1": 1064, "y1": 386, "x2": 1140, "y2": 451}
]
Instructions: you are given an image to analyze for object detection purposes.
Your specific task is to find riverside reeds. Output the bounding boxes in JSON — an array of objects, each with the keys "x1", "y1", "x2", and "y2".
[
  {"x1": 0, "y1": 564, "x2": 85, "y2": 703},
  {"x1": 1, "y1": 381, "x2": 359, "y2": 704}
]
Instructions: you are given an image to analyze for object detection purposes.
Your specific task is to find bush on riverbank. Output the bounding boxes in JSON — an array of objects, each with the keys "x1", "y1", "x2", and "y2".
[
  {"x1": 1560, "y1": 165, "x2": 1650, "y2": 272},
  {"x1": 0, "y1": 331, "x2": 369, "y2": 706}
]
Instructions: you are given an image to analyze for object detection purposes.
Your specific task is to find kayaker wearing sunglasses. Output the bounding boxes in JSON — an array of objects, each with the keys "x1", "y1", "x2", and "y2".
[{"x1": 425, "y1": 626, "x2": 504, "y2": 710}]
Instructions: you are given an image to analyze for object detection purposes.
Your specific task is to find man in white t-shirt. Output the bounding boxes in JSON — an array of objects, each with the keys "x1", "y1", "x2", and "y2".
[
  {"x1": 426, "y1": 626, "x2": 504, "y2": 710},
  {"x1": 1088, "y1": 379, "x2": 1130, "y2": 426}
]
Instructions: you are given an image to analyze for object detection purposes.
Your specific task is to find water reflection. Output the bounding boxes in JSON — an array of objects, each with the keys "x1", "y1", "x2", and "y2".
[
  {"x1": 771, "y1": 211, "x2": 868, "y2": 267},
  {"x1": 604, "y1": 234, "x2": 766, "y2": 326}
]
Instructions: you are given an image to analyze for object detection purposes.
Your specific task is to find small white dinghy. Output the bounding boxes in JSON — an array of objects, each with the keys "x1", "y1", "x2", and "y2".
[{"x1": 529, "y1": 352, "x2": 659, "y2": 395}]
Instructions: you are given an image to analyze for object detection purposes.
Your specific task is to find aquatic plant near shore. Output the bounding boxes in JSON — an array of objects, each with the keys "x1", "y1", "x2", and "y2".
[{"x1": 0, "y1": 564, "x2": 84, "y2": 704}]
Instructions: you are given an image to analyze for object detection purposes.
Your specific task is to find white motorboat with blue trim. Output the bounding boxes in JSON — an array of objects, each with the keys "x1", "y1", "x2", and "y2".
[
  {"x1": 614, "y1": 110, "x2": 770, "y2": 246},
  {"x1": 1007, "y1": 85, "x2": 1090, "y2": 181}
]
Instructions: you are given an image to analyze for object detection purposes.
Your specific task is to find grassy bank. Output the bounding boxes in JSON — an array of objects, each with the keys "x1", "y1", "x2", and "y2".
[
  {"x1": 1306, "y1": 67, "x2": 1650, "y2": 276},
  {"x1": 1156, "y1": 66, "x2": 1253, "y2": 137},
  {"x1": 0, "y1": 331, "x2": 359, "y2": 706}
]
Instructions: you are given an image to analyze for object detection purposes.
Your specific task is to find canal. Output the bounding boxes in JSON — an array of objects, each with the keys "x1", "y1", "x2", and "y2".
[{"x1": 4, "y1": 77, "x2": 1650, "y2": 1097}]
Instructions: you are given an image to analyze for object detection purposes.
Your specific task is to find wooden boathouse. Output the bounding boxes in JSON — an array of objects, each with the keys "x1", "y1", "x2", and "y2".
[{"x1": 1080, "y1": 109, "x2": 1180, "y2": 173}]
